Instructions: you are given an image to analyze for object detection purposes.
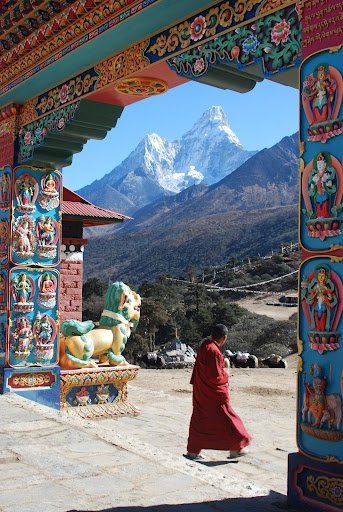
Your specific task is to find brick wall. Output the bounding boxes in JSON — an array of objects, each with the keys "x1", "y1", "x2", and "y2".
[{"x1": 60, "y1": 252, "x2": 83, "y2": 323}]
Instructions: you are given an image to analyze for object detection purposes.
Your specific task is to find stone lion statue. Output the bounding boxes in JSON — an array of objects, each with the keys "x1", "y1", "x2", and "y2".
[{"x1": 59, "y1": 281, "x2": 141, "y2": 370}]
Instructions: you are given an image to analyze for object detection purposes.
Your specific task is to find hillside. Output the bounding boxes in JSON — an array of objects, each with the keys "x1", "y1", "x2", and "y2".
[
  {"x1": 84, "y1": 250, "x2": 298, "y2": 360},
  {"x1": 84, "y1": 131, "x2": 298, "y2": 284},
  {"x1": 84, "y1": 204, "x2": 297, "y2": 284}
]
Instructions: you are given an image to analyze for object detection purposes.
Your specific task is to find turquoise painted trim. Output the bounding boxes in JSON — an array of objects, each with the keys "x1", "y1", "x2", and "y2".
[
  {"x1": 167, "y1": 4, "x2": 301, "y2": 85},
  {"x1": 0, "y1": 0, "x2": 217, "y2": 107}
]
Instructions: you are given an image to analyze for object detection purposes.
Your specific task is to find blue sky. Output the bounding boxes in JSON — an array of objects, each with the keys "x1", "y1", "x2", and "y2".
[{"x1": 63, "y1": 79, "x2": 298, "y2": 191}]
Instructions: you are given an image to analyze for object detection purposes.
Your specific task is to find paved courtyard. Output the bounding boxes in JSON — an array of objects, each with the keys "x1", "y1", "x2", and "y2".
[{"x1": 0, "y1": 366, "x2": 300, "y2": 512}]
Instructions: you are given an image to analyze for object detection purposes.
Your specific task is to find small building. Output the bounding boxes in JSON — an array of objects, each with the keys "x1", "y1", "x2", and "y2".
[{"x1": 61, "y1": 187, "x2": 129, "y2": 323}]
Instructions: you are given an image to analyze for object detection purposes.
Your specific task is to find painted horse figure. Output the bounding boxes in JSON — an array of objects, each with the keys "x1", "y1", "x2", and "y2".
[{"x1": 59, "y1": 281, "x2": 141, "y2": 369}]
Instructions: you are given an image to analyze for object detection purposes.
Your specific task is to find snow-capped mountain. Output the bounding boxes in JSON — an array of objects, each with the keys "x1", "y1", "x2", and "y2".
[
  {"x1": 173, "y1": 106, "x2": 253, "y2": 186},
  {"x1": 77, "y1": 106, "x2": 256, "y2": 213},
  {"x1": 84, "y1": 132, "x2": 299, "y2": 284}
]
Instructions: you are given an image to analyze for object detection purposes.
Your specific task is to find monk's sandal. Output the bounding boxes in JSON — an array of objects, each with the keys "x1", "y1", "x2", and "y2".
[
  {"x1": 183, "y1": 453, "x2": 205, "y2": 461},
  {"x1": 229, "y1": 448, "x2": 249, "y2": 459}
]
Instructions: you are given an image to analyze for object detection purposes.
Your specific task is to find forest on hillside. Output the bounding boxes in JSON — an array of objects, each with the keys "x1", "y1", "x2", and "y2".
[
  {"x1": 83, "y1": 250, "x2": 299, "y2": 362},
  {"x1": 85, "y1": 204, "x2": 298, "y2": 285}
]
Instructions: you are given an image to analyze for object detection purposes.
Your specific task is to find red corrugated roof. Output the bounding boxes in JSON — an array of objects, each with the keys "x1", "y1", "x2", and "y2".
[
  {"x1": 62, "y1": 201, "x2": 129, "y2": 221},
  {"x1": 62, "y1": 187, "x2": 130, "y2": 225},
  {"x1": 63, "y1": 187, "x2": 92, "y2": 204}
]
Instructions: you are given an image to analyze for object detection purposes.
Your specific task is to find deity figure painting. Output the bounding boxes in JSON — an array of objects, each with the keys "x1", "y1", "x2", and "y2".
[
  {"x1": 12, "y1": 272, "x2": 34, "y2": 312},
  {"x1": 38, "y1": 272, "x2": 57, "y2": 309},
  {"x1": 11, "y1": 316, "x2": 34, "y2": 362},
  {"x1": 13, "y1": 215, "x2": 35, "y2": 259},
  {"x1": 37, "y1": 215, "x2": 58, "y2": 259},
  {"x1": 302, "y1": 152, "x2": 343, "y2": 241},
  {"x1": 301, "y1": 363, "x2": 343, "y2": 441},
  {"x1": 74, "y1": 387, "x2": 91, "y2": 406},
  {"x1": 0, "y1": 171, "x2": 11, "y2": 210},
  {"x1": 33, "y1": 312, "x2": 56, "y2": 362},
  {"x1": 0, "y1": 271, "x2": 7, "y2": 313},
  {"x1": 35, "y1": 314, "x2": 53, "y2": 344},
  {"x1": 15, "y1": 174, "x2": 38, "y2": 213},
  {"x1": 302, "y1": 63, "x2": 343, "y2": 143},
  {"x1": 301, "y1": 265, "x2": 343, "y2": 353},
  {"x1": 0, "y1": 219, "x2": 8, "y2": 264},
  {"x1": 38, "y1": 173, "x2": 60, "y2": 211}
]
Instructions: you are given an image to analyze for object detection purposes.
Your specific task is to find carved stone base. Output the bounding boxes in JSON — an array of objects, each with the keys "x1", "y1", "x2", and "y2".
[
  {"x1": 60, "y1": 364, "x2": 140, "y2": 419},
  {"x1": 288, "y1": 451, "x2": 343, "y2": 512},
  {"x1": 0, "y1": 366, "x2": 60, "y2": 409}
]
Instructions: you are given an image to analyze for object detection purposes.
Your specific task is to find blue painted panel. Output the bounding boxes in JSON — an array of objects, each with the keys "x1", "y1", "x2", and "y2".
[
  {"x1": 11, "y1": 166, "x2": 61, "y2": 267},
  {"x1": 298, "y1": 256, "x2": 343, "y2": 461},
  {"x1": 288, "y1": 452, "x2": 343, "y2": 512},
  {"x1": 300, "y1": 47, "x2": 343, "y2": 252},
  {"x1": 65, "y1": 383, "x2": 119, "y2": 408},
  {"x1": 1, "y1": 366, "x2": 60, "y2": 410},
  {"x1": 8, "y1": 267, "x2": 60, "y2": 368},
  {"x1": 0, "y1": 268, "x2": 8, "y2": 368}
]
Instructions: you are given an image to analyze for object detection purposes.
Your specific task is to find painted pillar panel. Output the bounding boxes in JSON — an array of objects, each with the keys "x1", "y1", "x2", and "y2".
[
  {"x1": 299, "y1": 48, "x2": 343, "y2": 252},
  {"x1": 289, "y1": 1, "x2": 343, "y2": 509},
  {"x1": 11, "y1": 167, "x2": 61, "y2": 266},
  {"x1": 298, "y1": 45, "x2": 343, "y2": 461},
  {"x1": 8, "y1": 267, "x2": 60, "y2": 368},
  {"x1": 0, "y1": 268, "x2": 8, "y2": 367},
  {"x1": 0, "y1": 162, "x2": 61, "y2": 408},
  {"x1": 1, "y1": 366, "x2": 60, "y2": 409},
  {"x1": 298, "y1": 257, "x2": 343, "y2": 460},
  {"x1": 0, "y1": 164, "x2": 11, "y2": 371},
  {"x1": 0, "y1": 165, "x2": 11, "y2": 266}
]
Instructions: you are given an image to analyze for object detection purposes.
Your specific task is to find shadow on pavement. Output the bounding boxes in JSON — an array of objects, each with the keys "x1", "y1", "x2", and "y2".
[
  {"x1": 197, "y1": 460, "x2": 239, "y2": 466},
  {"x1": 69, "y1": 491, "x2": 301, "y2": 512}
]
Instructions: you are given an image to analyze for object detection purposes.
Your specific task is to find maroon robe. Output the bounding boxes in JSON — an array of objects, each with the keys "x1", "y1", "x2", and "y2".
[{"x1": 187, "y1": 338, "x2": 251, "y2": 453}]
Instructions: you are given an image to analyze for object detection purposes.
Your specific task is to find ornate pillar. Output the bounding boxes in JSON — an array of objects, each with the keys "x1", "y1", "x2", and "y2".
[
  {"x1": 288, "y1": 1, "x2": 343, "y2": 510},
  {"x1": 0, "y1": 105, "x2": 61, "y2": 408}
]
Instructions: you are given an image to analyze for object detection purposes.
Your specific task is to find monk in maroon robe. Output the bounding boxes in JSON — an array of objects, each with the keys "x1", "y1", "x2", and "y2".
[{"x1": 186, "y1": 324, "x2": 251, "y2": 460}]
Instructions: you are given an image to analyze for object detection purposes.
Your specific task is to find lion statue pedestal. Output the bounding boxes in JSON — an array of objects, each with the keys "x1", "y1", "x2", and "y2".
[
  {"x1": 60, "y1": 364, "x2": 140, "y2": 418},
  {"x1": 59, "y1": 281, "x2": 141, "y2": 418}
]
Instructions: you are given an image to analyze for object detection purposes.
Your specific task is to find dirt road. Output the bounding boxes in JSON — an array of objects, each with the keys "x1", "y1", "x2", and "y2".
[{"x1": 236, "y1": 295, "x2": 297, "y2": 320}]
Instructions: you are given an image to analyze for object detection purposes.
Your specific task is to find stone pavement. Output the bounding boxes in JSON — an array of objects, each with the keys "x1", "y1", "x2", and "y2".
[{"x1": 0, "y1": 372, "x2": 300, "y2": 512}]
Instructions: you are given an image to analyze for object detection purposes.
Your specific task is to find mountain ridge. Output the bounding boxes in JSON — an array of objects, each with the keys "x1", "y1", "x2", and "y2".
[
  {"x1": 77, "y1": 106, "x2": 257, "y2": 214},
  {"x1": 83, "y1": 130, "x2": 299, "y2": 284}
]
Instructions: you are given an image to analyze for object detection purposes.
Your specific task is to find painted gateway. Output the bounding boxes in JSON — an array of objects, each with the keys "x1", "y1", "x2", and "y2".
[{"x1": 0, "y1": 0, "x2": 342, "y2": 510}]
